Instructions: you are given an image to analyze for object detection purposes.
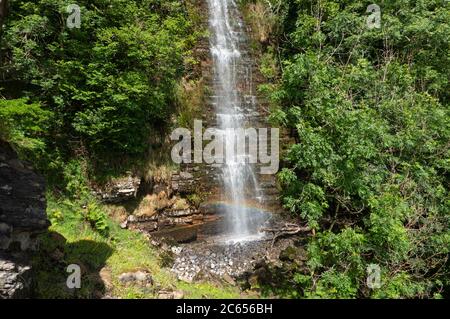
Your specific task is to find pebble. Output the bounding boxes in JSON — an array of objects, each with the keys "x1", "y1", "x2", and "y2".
[{"x1": 170, "y1": 239, "x2": 277, "y2": 282}]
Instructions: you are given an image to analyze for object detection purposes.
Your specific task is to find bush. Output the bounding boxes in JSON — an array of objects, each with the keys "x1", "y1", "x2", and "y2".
[{"x1": 264, "y1": 0, "x2": 450, "y2": 298}]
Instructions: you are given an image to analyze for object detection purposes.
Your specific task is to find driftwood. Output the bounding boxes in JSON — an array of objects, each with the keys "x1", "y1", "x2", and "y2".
[{"x1": 261, "y1": 223, "x2": 311, "y2": 246}]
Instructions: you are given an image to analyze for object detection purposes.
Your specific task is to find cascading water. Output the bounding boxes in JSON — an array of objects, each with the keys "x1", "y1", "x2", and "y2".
[
  {"x1": 170, "y1": 1, "x2": 283, "y2": 281},
  {"x1": 207, "y1": 0, "x2": 267, "y2": 241}
]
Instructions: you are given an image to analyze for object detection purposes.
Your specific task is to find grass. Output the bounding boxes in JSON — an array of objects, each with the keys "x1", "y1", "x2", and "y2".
[{"x1": 33, "y1": 194, "x2": 243, "y2": 299}]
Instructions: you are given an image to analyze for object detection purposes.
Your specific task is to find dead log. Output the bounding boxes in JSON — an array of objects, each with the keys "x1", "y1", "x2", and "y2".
[{"x1": 260, "y1": 223, "x2": 311, "y2": 246}]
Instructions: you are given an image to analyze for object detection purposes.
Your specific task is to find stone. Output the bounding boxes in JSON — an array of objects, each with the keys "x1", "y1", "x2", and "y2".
[
  {"x1": 128, "y1": 221, "x2": 158, "y2": 232},
  {"x1": 248, "y1": 274, "x2": 260, "y2": 289},
  {"x1": 0, "y1": 253, "x2": 32, "y2": 299},
  {"x1": 158, "y1": 289, "x2": 184, "y2": 299},
  {"x1": 150, "y1": 240, "x2": 160, "y2": 247},
  {"x1": 118, "y1": 270, "x2": 153, "y2": 287},
  {"x1": 99, "y1": 267, "x2": 113, "y2": 290},
  {"x1": 222, "y1": 273, "x2": 236, "y2": 285},
  {"x1": 171, "y1": 246, "x2": 183, "y2": 255},
  {"x1": 93, "y1": 175, "x2": 141, "y2": 203},
  {"x1": 171, "y1": 181, "x2": 179, "y2": 192},
  {"x1": 164, "y1": 209, "x2": 192, "y2": 217},
  {"x1": 179, "y1": 171, "x2": 194, "y2": 180}
]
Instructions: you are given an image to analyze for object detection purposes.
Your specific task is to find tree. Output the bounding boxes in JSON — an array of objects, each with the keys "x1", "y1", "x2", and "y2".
[{"x1": 259, "y1": 0, "x2": 450, "y2": 298}]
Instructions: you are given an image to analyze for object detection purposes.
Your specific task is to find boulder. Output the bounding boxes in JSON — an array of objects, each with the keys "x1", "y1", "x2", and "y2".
[{"x1": 118, "y1": 270, "x2": 153, "y2": 287}]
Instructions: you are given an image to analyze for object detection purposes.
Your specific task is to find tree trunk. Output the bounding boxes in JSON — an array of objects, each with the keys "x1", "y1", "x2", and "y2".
[{"x1": 0, "y1": 0, "x2": 9, "y2": 32}]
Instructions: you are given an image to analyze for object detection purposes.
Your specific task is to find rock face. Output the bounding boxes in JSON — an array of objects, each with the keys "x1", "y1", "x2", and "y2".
[
  {"x1": 0, "y1": 140, "x2": 50, "y2": 298},
  {"x1": 0, "y1": 252, "x2": 32, "y2": 299},
  {"x1": 93, "y1": 175, "x2": 141, "y2": 203},
  {"x1": 0, "y1": 141, "x2": 49, "y2": 250}
]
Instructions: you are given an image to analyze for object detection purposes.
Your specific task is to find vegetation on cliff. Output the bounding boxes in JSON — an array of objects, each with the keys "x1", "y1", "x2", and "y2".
[
  {"x1": 241, "y1": 0, "x2": 449, "y2": 298},
  {"x1": 0, "y1": 0, "x2": 236, "y2": 299},
  {"x1": 0, "y1": 0, "x2": 200, "y2": 181},
  {"x1": 1, "y1": 0, "x2": 448, "y2": 300}
]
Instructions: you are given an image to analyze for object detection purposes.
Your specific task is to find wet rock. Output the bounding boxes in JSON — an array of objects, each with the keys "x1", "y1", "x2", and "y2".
[{"x1": 151, "y1": 225, "x2": 198, "y2": 243}]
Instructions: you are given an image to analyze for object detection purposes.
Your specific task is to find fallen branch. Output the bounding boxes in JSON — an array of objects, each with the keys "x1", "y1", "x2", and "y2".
[{"x1": 261, "y1": 223, "x2": 311, "y2": 247}]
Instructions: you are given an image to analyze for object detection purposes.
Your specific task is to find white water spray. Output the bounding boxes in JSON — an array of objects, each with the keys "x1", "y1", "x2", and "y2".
[{"x1": 207, "y1": 0, "x2": 266, "y2": 241}]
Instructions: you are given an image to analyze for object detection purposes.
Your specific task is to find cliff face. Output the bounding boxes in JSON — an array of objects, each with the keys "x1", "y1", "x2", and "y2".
[{"x1": 0, "y1": 140, "x2": 50, "y2": 298}]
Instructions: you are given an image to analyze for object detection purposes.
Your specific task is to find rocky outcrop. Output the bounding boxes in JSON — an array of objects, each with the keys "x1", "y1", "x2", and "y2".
[
  {"x1": 126, "y1": 207, "x2": 203, "y2": 242},
  {"x1": 93, "y1": 175, "x2": 141, "y2": 203},
  {"x1": 0, "y1": 140, "x2": 49, "y2": 298},
  {"x1": 0, "y1": 141, "x2": 49, "y2": 251},
  {"x1": 0, "y1": 252, "x2": 32, "y2": 299}
]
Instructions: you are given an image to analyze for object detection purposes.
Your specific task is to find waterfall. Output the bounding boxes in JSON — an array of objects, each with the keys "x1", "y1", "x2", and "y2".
[{"x1": 207, "y1": 0, "x2": 264, "y2": 241}]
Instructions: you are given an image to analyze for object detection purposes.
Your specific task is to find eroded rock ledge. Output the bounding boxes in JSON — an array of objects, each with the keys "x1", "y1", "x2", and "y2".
[{"x1": 93, "y1": 175, "x2": 141, "y2": 203}]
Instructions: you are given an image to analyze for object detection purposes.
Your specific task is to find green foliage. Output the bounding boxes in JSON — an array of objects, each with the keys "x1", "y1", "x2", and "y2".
[
  {"x1": 1, "y1": 0, "x2": 197, "y2": 173},
  {"x1": 187, "y1": 193, "x2": 202, "y2": 208},
  {"x1": 261, "y1": 0, "x2": 450, "y2": 298},
  {"x1": 260, "y1": 48, "x2": 278, "y2": 80},
  {"x1": 84, "y1": 202, "x2": 110, "y2": 237},
  {"x1": 0, "y1": 98, "x2": 52, "y2": 162},
  {"x1": 311, "y1": 270, "x2": 358, "y2": 299},
  {"x1": 62, "y1": 160, "x2": 90, "y2": 196}
]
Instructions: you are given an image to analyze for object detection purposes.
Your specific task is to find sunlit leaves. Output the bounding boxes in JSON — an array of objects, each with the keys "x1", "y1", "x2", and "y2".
[{"x1": 272, "y1": 0, "x2": 450, "y2": 298}]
